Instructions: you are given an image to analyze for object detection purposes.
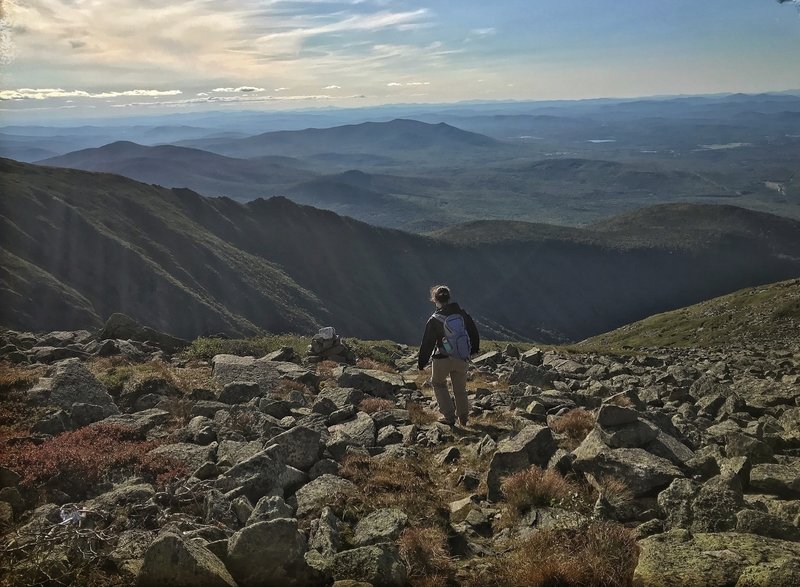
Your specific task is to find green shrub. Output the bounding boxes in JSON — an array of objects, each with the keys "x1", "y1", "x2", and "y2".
[{"x1": 185, "y1": 334, "x2": 311, "y2": 361}]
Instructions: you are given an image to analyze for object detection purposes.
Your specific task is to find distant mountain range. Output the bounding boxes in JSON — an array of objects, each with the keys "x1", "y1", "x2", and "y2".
[
  {"x1": 3, "y1": 158, "x2": 800, "y2": 344},
  {"x1": 172, "y1": 118, "x2": 510, "y2": 161}
]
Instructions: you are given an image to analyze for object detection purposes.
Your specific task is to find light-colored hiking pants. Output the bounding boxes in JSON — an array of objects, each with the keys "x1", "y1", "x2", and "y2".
[{"x1": 431, "y1": 356, "x2": 469, "y2": 424}]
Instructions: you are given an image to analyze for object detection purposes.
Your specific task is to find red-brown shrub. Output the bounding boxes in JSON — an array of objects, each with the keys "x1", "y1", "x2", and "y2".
[{"x1": 0, "y1": 424, "x2": 187, "y2": 498}]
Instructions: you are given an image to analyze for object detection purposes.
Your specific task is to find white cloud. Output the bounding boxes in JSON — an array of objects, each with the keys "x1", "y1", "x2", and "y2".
[
  {"x1": 0, "y1": 87, "x2": 181, "y2": 100},
  {"x1": 386, "y1": 81, "x2": 430, "y2": 87},
  {"x1": 274, "y1": 87, "x2": 289, "y2": 92},
  {"x1": 324, "y1": 84, "x2": 341, "y2": 89},
  {"x1": 110, "y1": 93, "x2": 367, "y2": 108},
  {"x1": 211, "y1": 86, "x2": 265, "y2": 93},
  {"x1": 471, "y1": 27, "x2": 497, "y2": 36}
]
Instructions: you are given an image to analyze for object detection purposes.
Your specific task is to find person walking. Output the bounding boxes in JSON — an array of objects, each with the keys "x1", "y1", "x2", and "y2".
[{"x1": 418, "y1": 285, "x2": 480, "y2": 426}]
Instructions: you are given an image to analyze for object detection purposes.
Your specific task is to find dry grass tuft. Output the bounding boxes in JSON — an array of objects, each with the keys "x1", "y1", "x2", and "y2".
[
  {"x1": 356, "y1": 358, "x2": 396, "y2": 373},
  {"x1": 398, "y1": 526, "x2": 453, "y2": 587},
  {"x1": 359, "y1": 397, "x2": 396, "y2": 413},
  {"x1": 272, "y1": 378, "x2": 312, "y2": 398},
  {"x1": 549, "y1": 408, "x2": 596, "y2": 446},
  {"x1": 595, "y1": 476, "x2": 635, "y2": 510},
  {"x1": 501, "y1": 466, "x2": 589, "y2": 515},
  {"x1": 407, "y1": 402, "x2": 439, "y2": 426},
  {"x1": 476, "y1": 521, "x2": 640, "y2": 587},
  {"x1": 315, "y1": 359, "x2": 340, "y2": 382},
  {"x1": 339, "y1": 454, "x2": 446, "y2": 526},
  {"x1": 0, "y1": 362, "x2": 43, "y2": 393}
]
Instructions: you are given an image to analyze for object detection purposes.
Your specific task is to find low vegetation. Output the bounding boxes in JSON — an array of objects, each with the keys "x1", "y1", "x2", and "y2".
[
  {"x1": 0, "y1": 424, "x2": 187, "y2": 500},
  {"x1": 482, "y1": 521, "x2": 640, "y2": 587},
  {"x1": 398, "y1": 526, "x2": 454, "y2": 587},
  {"x1": 358, "y1": 397, "x2": 396, "y2": 413},
  {"x1": 581, "y1": 278, "x2": 800, "y2": 350},
  {"x1": 184, "y1": 334, "x2": 311, "y2": 361},
  {"x1": 501, "y1": 466, "x2": 591, "y2": 517},
  {"x1": 549, "y1": 408, "x2": 596, "y2": 448}
]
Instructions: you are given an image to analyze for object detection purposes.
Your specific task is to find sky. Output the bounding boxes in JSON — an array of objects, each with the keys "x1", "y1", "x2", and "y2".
[{"x1": 1, "y1": 0, "x2": 799, "y2": 119}]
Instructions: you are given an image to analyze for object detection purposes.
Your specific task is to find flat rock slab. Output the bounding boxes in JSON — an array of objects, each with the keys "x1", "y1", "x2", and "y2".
[
  {"x1": 634, "y1": 530, "x2": 800, "y2": 587},
  {"x1": 353, "y1": 508, "x2": 408, "y2": 546},
  {"x1": 212, "y1": 355, "x2": 317, "y2": 392},
  {"x1": 335, "y1": 368, "x2": 406, "y2": 398},
  {"x1": 749, "y1": 461, "x2": 800, "y2": 497},
  {"x1": 148, "y1": 443, "x2": 216, "y2": 472}
]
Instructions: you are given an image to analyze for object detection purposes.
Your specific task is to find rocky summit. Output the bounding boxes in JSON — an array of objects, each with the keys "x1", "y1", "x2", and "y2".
[{"x1": 1, "y1": 286, "x2": 799, "y2": 587}]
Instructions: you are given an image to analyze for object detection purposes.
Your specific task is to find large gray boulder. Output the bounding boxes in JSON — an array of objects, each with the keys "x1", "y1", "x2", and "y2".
[
  {"x1": 486, "y1": 424, "x2": 556, "y2": 501},
  {"x1": 248, "y1": 495, "x2": 295, "y2": 525},
  {"x1": 30, "y1": 359, "x2": 118, "y2": 422},
  {"x1": 212, "y1": 355, "x2": 318, "y2": 392},
  {"x1": 658, "y1": 475, "x2": 746, "y2": 532},
  {"x1": 336, "y1": 368, "x2": 405, "y2": 398},
  {"x1": 100, "y1": 313, "x2": 188, "y2": 354},
  {"x1": 573, "y1": 429, "x2": 683, "y2": 497},
  {"x1": 226, "y1": 518, "x2": 322, "y2": 587},
  {"x1": 330, "y1": 544, "x2": 406, "y2": 587},
  {"x1": 634, "y1": 530, "x2": 800, "y2": 587},
  {"x1": 136, "y1": 532, "x2": 235, "y2": 587},
  {"x1": 214, "y1": 447, "x2": 284, "y2": 501},
  {"x1": 749, "y1": 461, "x2": 800, "y2": 497},
  {"x1": 267, "y1": 426, "x2": 322, "y2": 471},
  {"x1": 353, "y1": 508, "x2": 408, "y2": 546},
  {"x1": 294, "y1": 475, "x2": 357, "y2": 517},
  {"x1": 329, "y1": 412, "x2": 377, "y2": 448}
]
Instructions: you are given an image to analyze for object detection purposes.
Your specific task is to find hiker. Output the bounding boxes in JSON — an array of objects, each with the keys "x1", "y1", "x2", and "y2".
[{"x1": 418, "y1": 285, "x2": 480, "y2": 426}]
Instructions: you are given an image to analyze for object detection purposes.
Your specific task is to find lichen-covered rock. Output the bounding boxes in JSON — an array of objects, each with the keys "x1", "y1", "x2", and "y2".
[
  {"x1": 330, "y1": 544, "x2": 406, "y2": 587},
  {"x1": 30, "y1": 359, "x2": 118, "y2": 422},
  {"x1": 749, "y1": 461, "x2": 800, "y2": 497},
  {"x1": 266, "y1": 426, "x2": 322, "y2": 471},
  {"x1": 247, "y1": 495, "x2": 295, "y2": 525},
  {"x1": 213, "y1": 447, "x2": 284, "y2": 501},
  {"x1": 136, "y1": 532, "x2": 235, "y2": 587},
  {"x1": 353, "y1": 508, "x2": 408, "y2": 546},
  {"x1": 226, "y1": 518, "x2": 322, "y2": 587},
  {"x1": 634, "y1": 530, "x2": 800, "y2": 587},
  {"x1": 294, "y1": 475, "x2": 357, "y2": 518}
]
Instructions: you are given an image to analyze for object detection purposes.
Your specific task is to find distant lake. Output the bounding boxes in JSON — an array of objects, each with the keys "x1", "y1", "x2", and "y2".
[
  {"x1": 697, "y1": 142, "x2": 751, "y2": 150},
  {"x1": 587, "y1": 139, "x2": 616, "y2": 143}
]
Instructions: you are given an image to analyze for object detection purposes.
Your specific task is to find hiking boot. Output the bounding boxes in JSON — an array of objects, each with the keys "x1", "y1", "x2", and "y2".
[{"x1": 437, "y1": 416, "x2": 455, "y2": 426}]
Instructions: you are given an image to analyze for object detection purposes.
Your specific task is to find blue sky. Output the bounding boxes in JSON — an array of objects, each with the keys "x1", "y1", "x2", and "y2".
[{"x1": 1, "y1": 0, "x2": 798, "y2": 118}]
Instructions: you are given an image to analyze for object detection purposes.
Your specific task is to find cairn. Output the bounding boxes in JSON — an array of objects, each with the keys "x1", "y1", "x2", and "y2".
[{"x1": 306, "y1": 326, "x2": 356, "y2": 364}]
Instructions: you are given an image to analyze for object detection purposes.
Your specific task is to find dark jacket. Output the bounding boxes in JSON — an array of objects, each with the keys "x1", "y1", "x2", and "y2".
[{"x1": 418, "y1": 302, "x2": 480, "y2": 369}]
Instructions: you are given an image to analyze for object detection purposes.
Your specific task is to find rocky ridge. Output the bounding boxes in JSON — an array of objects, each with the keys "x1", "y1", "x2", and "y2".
[{"x1": 0, "y1": 313, "x2": 799, "y2": 586}]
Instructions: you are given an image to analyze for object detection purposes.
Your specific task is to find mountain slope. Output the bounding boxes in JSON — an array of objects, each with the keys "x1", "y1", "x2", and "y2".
[
  {"x1": 38, "y1": 141, "x2": 316, "y2": 199},
  {"x1": 2, "y1": 158, "x2": 800, "y2": 343},
  {"x1": 580, "y1": 278, "x2": 800, "y2": 349}
]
